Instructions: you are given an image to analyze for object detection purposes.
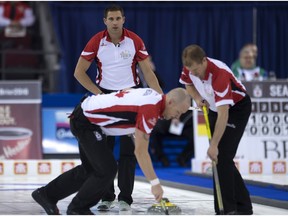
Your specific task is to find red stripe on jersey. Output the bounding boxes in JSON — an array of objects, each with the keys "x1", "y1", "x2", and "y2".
[
  {"x1": 205, "y1": 58, "x2": 246, "y2": 105},
  {"x1": 105, "y1": 124, "x2": 135, "y2": 129},
  {"x1": 86, "y1": 103, "x2": 160, "y2": 132},
  {"x1": 180, "y1": 67, "x2": 193, "y2": 84},
  {"x1": 96, "y1": 60, "x2": 103, "y2": 84},
  {"x1": 132, "y1": 59, "x2": 139, "y2": 86},
  {"x1": 233, "y1": 92, "x2": 245, "y2": 104},
  {"x1": 126, "y1": 29, "x2": 149, "y2": 62},
  {"x1": 82, "y1": 89, "x2": 165, "y2": 134},
  {"x1": 81, "y1": 31, "x2": 102, "y2": 62},
  {"x1": 126, "y1": 29, "x2": 148, "y2": 86},
  {"x1": 86, "y1": 105, "x2": 138, "y2": 114},
  {"x1": 86, "y1": 117, "x2": 110, "y2": 124}
]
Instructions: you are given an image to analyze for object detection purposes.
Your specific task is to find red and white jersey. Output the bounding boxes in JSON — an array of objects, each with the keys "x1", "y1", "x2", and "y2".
[
  {"x1": 179, "y1": 57, "x2": 247, "y2": 112},
  {"x1": 81, "y1": 88, "x2": 165, "y2": 136},
  {"x1": 81, "y1": 28, "x2": 149, "y2": 91}
]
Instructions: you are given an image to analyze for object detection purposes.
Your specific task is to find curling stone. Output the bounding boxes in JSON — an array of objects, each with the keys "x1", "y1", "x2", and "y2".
[{"x1": 147, "y1": 198, "x2": 182, "y2": 215}]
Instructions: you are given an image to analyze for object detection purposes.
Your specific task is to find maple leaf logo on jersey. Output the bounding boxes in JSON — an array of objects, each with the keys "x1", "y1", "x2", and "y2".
[
  {"x1": 120, "y1": 50, "x2": 132, "y2": 59},
  {"x1": 115, "y1": 91, "x2": 128, "y2": 98}
]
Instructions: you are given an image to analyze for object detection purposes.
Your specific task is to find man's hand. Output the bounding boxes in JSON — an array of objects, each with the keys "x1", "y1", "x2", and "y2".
[
  {"x1": 151, "y1": 184, "x2": 164, "y2": 202},
  {"x1": 196, "y1": 99, "x2": 210, "y2": 110},
  {"x1": 207, "y1": 145, "x2": 218, "y2": 162}
]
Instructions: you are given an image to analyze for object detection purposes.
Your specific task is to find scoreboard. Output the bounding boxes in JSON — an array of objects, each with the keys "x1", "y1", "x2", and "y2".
[
  {"x1": 245, "y1": 81, "x2": 288, "y2": 137},
  {"x1": 192, "y1": 80, "x2": 288, "y2": 175}
]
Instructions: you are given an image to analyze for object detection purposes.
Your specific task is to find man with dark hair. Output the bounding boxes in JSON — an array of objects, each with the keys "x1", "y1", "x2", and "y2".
[
  {"x1": 72, "y1": 4, "x2": 163, "y2": 213},
  {"x1": 180, "y1": 44, "x2": 253, "y2": 215},
  {"x1": 31, "y1": 87, "x2": 191, "y2": 215}
]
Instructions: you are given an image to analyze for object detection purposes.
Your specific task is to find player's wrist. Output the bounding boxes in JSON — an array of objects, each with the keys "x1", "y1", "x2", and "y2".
[{"x1": 150, "y1": 178, "x2": 160, "y2": 186}]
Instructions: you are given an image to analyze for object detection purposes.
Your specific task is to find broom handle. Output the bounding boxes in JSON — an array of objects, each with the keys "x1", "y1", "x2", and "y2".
[{"x1": 203, "y1": 106, "x2": 225, "y2": 214}]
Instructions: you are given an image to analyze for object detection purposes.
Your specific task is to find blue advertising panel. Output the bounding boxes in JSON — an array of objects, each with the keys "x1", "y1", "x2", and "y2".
[
  {"x1": 42, "y1": 108, "x2": 79, "y2": 154},
  {"x1": 41, "y1": 94, "x2": 121, "y2": 157}
]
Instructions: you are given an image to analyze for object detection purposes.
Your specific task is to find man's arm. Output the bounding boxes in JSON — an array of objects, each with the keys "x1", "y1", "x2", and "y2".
[
  {"x1": 74, "y1": 57, "x2": 103, "y2": 95},
  {"x1": 138, "y1": 58, "x2": 163, "y2": 94},
  {"x1": 185, "y1": 84, "x2": 208, "y2": 108},
  {"x1": 207, "y1": 104, "x2": 229, "y2": 161},
  {"x1": 134, "y1": 128, "x2": 163, "y2": 202}
]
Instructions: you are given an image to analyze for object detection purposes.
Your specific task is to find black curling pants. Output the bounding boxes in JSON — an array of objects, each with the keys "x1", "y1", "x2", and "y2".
[
  {"x1": 101, "y1": 135, "x2": 136, "y2": 205},
  {"x1": 208, "y1": 95, "x2": 253, "y2": 214},
  {"x1": 99, "y1": 87, "x2": 136, "y2": 205},
  {"x1": 43, "y1": 104, "x2": 118, "y2": 211}
]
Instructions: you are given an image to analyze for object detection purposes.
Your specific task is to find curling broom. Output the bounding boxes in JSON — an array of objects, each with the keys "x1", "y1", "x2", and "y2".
[{"x1": 203, "y1": 106, "x2": 225, "y2": 215}]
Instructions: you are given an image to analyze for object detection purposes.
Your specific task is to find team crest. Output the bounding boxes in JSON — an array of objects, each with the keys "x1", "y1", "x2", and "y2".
[
  {"x1": 120, "y1": 50, "x2": 132, "y2": 59},
  {"x1": 252, "y1": 84, "x2": 263, "y2": 98},
  {"x1": 143, "y1": 89, "x2": 152, "y2": 96},
  {"x1": 94, "y1": 131, "x2": 103, "y2": 141}
]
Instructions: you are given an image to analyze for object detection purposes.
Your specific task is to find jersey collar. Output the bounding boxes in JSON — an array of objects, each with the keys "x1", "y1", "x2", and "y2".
[{"x1": 104, "y1": 28, "x2": 126, "y2": 43}]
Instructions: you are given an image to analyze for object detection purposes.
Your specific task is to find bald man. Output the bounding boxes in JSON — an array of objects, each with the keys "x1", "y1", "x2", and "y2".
[{"x1": 32, "y1": 87, "x2": 191, "y2": 215}]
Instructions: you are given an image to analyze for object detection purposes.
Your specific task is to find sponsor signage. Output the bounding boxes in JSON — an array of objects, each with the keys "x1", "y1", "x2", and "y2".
[
  {"x1": 0, "y1": 81, "x2": 42, "y2": 159},
  {"x1": 249, "y1": 161, "x2": 263, "y2": 174},
  {"x1": 61, "y1": 161, "x2": 75, "y2": 173},
  {"x1": 272, "y1": 161, "x2": 286, "y2": 174},
  {"x1": 14, "y1": 161, "x2": 28, "y2": 175},
  {"x1": 42, "y1": 109, "x2": 79, "y2": 154},
  {"x1": 37, "y1": 162, "x2": 52, "y2": 175}
]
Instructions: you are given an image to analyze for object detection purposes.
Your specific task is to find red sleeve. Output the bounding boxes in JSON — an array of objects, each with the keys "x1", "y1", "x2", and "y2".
[
  {"x1": 212, "y1": 69, "x2": 233, "y2": 103},
  {"x1": 128, "y1": 31, "x2": 149, "y2": 62},
  {"x1": 80, "y1": 32, "x2": 102, "y2": 62},
  {"x1": 136, "y1": 105, "x2": 160, "y2": 135},
  {"x1": 179, "y1": 67, "x2": 193, "y2": 85}
]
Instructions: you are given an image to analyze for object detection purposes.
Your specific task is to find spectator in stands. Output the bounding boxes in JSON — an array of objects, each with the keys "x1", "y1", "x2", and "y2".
[
  {"x1": 0, "y1": 2, "x2": 38, "y2": 81},
  {"x1": 0, "y1": 1, "x2": 35, "y2": 29},
  {"x1": 231, "y1": 43, "x2": 258, "y2": 72},
  {"x1": 150, "y1": 110, "x2": 194, "y2": 167},
  {"x1": 0, "y1": 1, "x2": 35, "y2": 38},
  {"x1": 231, "y1": 44, "x2": 268, "y2": 81}
]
